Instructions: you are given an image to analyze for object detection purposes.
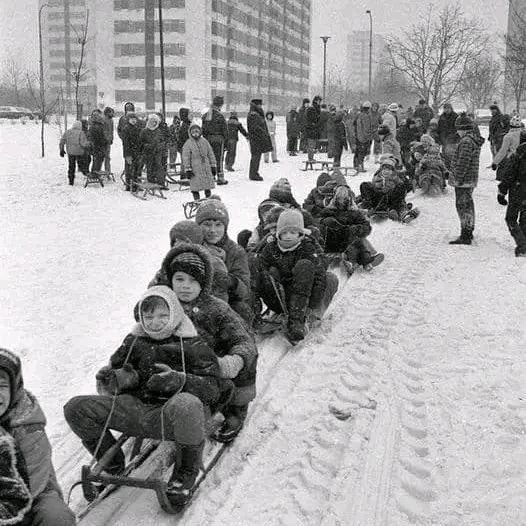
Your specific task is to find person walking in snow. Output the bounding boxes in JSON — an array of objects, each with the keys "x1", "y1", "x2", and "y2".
[
  {"x1": 354, "y1": 101, "x2": 376, "y2": 172},
  {"x1": 224, "y1": 112, "x2": 247, "y2": 171},
  {"x1": 202, "y1": 96, "x2": 228, "y2": 185},
  {"x1": 182, "y1": 123, "x2": 217, "y2": 201},
  {"x1": 448, "y1": 113, "x2": 485, "y2": 245},
  {"x1": 497, "y1": 129, "x2": 526, "y2": 256},
  {"x1": 246, "y1": 98, "x2": 272, "y2": 181},
  {"x1": 492, "y1": 114, "x2": 523, "y2": 181},
  {"x1": 263, "y1": 111, "x2": 279, "y2": 163},
  {"x1": 437, "y1": 103, "x2": 459, "y2": 170},
  {"x1": 0, "y1": 349, "x2": 76, "y2": 525},
  {"x1": 59, "y1": 120, "x2": 89, "y2": 185}
]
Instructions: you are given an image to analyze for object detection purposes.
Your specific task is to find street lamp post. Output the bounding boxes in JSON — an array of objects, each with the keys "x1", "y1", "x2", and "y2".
[
  {"x1": 158, "y1": 0, "x2": 166, "y2": 118},
  {"x1": 38, "y1": 3, "x2": 49, "y2": 157},
  {"x1": 321, "y1": 36, "x2": 330, "y2": 101},
  {"x1": 366, "y1": 10, "x2": 373, "y2": 100}
]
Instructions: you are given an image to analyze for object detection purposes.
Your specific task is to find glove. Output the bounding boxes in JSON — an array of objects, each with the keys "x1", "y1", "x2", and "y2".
[
  {"x1": 95, "y1": 365, "x2": 113, "y2": 382},
  {"x1": 146, "y1": 363, "x2": 186, "y2": 394},
  {"x1": 497, "y1": 193, "x2": 508, "y2": 206},
  {"x1": 107, "y1": 364, "x2": 139, "y2": 394},
  {"x1": 491, "y1": 163, "x2": 497, "y2": 171},
  {"x1": 60, "y1": 150, "x2": 65, "y2": 157},
  {"x1": 218, "y1": 355, "x2": 244, "y2": 379},
  {"x1": 185, "y1": 170, "x2": 194, "y2": 179},
  {"x1": 125, "y1": 156, "x2": 132, "y2": 164},
  {"x1": 211, "y1": 166, "x2": 217, "y2": 176}
]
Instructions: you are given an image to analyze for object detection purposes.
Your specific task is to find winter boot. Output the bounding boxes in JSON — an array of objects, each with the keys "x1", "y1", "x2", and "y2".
[
  {"x1": 286, "y1": 293, "x2": 310, "y2": 343},
  {"x1": 68, "y1": 177, "x2": 74, "y2": 186},
  {"x1": 449, "y1": 228, "x2": 472, "y2": 245},
  {"x1": 387, "y1": 209, "x2": 400, "y2": 221},
  {"x1": 167, "y1": 442, "x2": 204, "y2": 506},
  {"x1": 213, "y1": 405, "x2": 248, "y2": 443},
  {"x1": 249, "y1": 174, "x2": 264, "y2": 181}
]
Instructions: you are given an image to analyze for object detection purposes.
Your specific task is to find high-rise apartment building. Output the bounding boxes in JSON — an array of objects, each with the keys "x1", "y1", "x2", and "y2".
[
  {"x1": 345, "y1": 30, "x2": 387, "y2": 95},
  {"x1": 40, "y1": 0, "x2": 311, "y2": 115}
]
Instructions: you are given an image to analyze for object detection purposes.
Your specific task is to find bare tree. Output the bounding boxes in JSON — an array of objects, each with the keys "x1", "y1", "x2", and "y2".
[
  {"x1": 459, "y1": 54, "x2": 502, "y2": 113},
  {"x1": 386, "y1": 2, "x2": 488, "y2": 112},
  {"x1": 504, "y1": 2, "x2": 526, "y2": 112},
  {"x1": 2, "y1": 56, "x2": 24, "y2": 106}
]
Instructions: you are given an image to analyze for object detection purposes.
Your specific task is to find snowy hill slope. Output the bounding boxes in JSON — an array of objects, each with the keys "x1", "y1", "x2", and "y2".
[{"x1": 1, "y1": 120, "x2": 525, "y2": 525}]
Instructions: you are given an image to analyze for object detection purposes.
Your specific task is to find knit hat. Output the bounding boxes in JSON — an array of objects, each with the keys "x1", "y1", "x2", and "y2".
[
  {"x1": 169, "y1": 220, "x2": 204, "y2": 246},
  {"x1": 168, "y1": 252, "x2": 207, "y2": 288},
  {"x1": 378, "y1": 124, "x2": 391, "y2": 136},
  {"x1": 454, "y1": 112, "x2": 474, "y2": 130},
  {"x1": 276, "y1": 209, "x2": 305, "y2": 236},
  {"x1": 316, "y1": 172, "x2": 332, "y2": 188},
  {"x1": 489, "y1": 104, "x2": 499, "y2": 111},
  {"x1": 510, "y1": 115, "x2": 522, "y2": 128},
  {"x1": 429, "y1": 117, "x2": 438, "y2": 125},
  {"x1": 380, "y1": 155, "x2": 397, "y2": 168},
  {"x1": 319, "y1": 179, "x2": 338, "y2": 196},
  {"x1": 420, "y1": 134, "x2": 435, "y2": 145},
  {"x1": 302, "y1": 98, "x2": 310, "y2": 105},
  {"x1": 362, "y1": 101, "x2": 372, "y2": 108},
  {"x1": 213, "y1": 95, "x2": 224, "y2": 106},
  {"x1": 0, "y1": 349, "x2": 23, "y2": 411},
  {"x1": 137, "y1": 286, "x2": 197, "y2": 340},
  {"x1": 263, "y1": 205, "x2": 284, "y2": 231},
  {"x1": 146, "y1": 114, "x2": 160, "y2": 130},
  {"x1": 258, "y1": 199, "x2": 279, "y2": 223},
  {"x1": 269, "y1": 178, "x2": 293, "y2": 202},
  {"x1": 195, "y1": 199, "x2": 230, "y2": 228},
  {"x1": 388, "y1": 103, "x2": 399, "y2": 112}
]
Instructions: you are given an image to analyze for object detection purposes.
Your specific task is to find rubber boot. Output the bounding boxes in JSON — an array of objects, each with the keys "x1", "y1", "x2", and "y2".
[
  {"x1": 213, "y1": 405, "x2": 248, "y2": 443},
  {"x1": 286, "y1": 293, "x2": 310, "y2": 343},
  {"x1": 68, "y1": 177, "x2": 74, "y2": 186},
  {"x1": 167, "y1": 442, "x2": 204, "y2": 506},
  {"x1": 449, "y1": 228, "x2": 472, "y2": 245}
]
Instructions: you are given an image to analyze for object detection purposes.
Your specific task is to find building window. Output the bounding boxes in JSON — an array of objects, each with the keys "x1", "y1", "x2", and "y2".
[{"x1": 114, "y1": 0, "x2": 184, "y2": 9}]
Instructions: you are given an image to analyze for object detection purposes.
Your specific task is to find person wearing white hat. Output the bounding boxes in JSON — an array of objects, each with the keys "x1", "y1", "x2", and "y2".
[
  {"x1": 382, "y1": 103, "x2": 399, "y2": 139},
  {"x1": 492, "y1": 114, "x2": 523, "y2": 179}
]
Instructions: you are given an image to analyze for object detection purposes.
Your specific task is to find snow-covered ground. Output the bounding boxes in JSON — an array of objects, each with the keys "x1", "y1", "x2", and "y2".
[{"x1": 1, "y1": 119, "x2": 525, "y2": 526}]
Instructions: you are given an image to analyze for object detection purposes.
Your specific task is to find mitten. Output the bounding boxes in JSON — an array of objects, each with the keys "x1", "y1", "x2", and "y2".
[
  {"x1": 146, "y1": 363, "x2": 186, "y2": 394},
  {"x1": 491, "y1": 163, "x2": 497, "y2": 171},
  {"x1": 217, "y1": 355, "x2": 244, "y2": 379},
  {"x1": 125, "y1": 156, "x2": 132, "y2": 164},
  {"x1": 211, "y1": 166, "x2": 217, "y2": 176},
  {"x1": 185, "y1": 170, "x2": 194, "y2": 179},
  {"x1": 108, "y1": 364, "x2": 139, "y2": 394},
  {"x1": 60, "y1": 150, "x2": 65, "y2": 157},
  {"x1": 497, "y1": 193, "x2": 508, "y2": 206}
]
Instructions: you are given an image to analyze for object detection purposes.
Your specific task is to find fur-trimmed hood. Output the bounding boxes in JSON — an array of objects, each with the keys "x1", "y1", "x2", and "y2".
[{"x1": 160, "y1": 242, "x2": 214, "y2": 297}]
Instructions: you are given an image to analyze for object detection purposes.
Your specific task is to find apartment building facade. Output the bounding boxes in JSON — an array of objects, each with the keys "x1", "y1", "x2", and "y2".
[{"x1": 41, "y1": 0, "x2": 311, "y2": 116}]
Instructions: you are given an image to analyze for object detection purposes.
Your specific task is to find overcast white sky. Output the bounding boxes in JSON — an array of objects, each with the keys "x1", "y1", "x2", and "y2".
[{"x1": 0, "y1": 0, "x2": 510, "y2": 79}]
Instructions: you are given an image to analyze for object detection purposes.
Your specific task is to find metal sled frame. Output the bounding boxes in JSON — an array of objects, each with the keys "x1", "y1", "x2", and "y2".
[
  {"x1": 132, "y1": 182, "x2": 167, "y2": 200},
  {"x1": 183, "y1": 198, "x2": 206, "y2": 219},
  {"x1": 301, "y1": 160, "x2": 333, "y2": 171},
  {"x1": 84, "y1": 172, "x2": 105, "y2": 188}
]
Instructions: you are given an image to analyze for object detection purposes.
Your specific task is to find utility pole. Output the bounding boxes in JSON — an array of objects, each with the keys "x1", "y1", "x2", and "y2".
[
  {"x1": 158, "y1": 0, "x2": 166, "y2": 117},
  {"x1": 38, "y1": 2, "x2": 49, "y2": 157},
  {"x1": 366, "y1": 10, "x2": 373, "y2": 100},
  {"x1": 321, "y1": 36, "x2": 330, "y2": 101}
]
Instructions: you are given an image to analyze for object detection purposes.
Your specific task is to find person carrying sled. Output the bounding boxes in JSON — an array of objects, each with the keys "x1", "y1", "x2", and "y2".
[
  {"x1": 64, "y1": 287, "x2": 224, "y2": 506},
  {"x1": 59, "y1": 120, "x2": 90, "y2": 185},
  {"x1": 195, "y1": 199, "x2": 253, "y2": 326},
  {"x1": 182, "y1": 123, "x2": 217, "y2": 201},
  {"x1": 157, "y1": 244, "x2": 258, "y2": 443},
  {"x1": 497, "y1": 130, "x2": 526, "y2": 257},
  {"x1": 448, "y1": 112, "x2": 485, "y2": 245},
  {"x1": 318, "y1": 185, "x2": 384, "y2": 273},
  {"x1": 256, "y1": 209, "x2": 337, "y2": 343},
  {"x1": 0, "y1": 348, "x2": 76, "y2": 525}
]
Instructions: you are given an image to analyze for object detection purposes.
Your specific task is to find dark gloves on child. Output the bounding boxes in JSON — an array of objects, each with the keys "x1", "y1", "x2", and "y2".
[
  {"x1": 491, "y1": 163, "x2": 497, "y2": 171},
  {"x1": 60, "y1": 150, "x2": 65, "y2": 157},
  {"x1": 497, "y1": 193, "x2": 508, "y2": 206},
  {"x1": 185, "y1": 170, "x2": 194, "y2": 179},
  {"x1": 211, "y1": 166, "x2": 217, "y2": 176},
  {"x1": 146, "y1": 363, "x2": 186, "y2": 394},
  {"x1": 96, "y1": 364, "x2": 138, "y2": 395}
]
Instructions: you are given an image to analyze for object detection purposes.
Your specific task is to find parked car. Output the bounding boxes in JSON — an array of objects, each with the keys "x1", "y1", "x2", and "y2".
[
  {"x1": 0, "y1": 106, "x2": 36, "y2": 120},
  {"x1": 475, "y1": 109, "x2": 492, "y2": 126}
]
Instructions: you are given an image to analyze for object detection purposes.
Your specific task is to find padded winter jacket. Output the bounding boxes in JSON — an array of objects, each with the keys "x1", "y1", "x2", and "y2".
[
  {"x1": 493, "y1": 128, "x2": 522, "y2": 165},
  {"x1": 182, "y1": 135, "x2": 216, "y2": 193},
  {"x1": 286, "y1": 110, "x2": 300, "y2": 138},
  {"x1": 304, "y1": 105, "x2": 320, "y2": 140},
  {"x1": 303, "y1": 188, "x2": 327, "y2": 218},
  {"x1": 382, "y1": 112, "x2": 398, "y2": 138},
  {"x1": 499, "y1": 139, "x2": 526, "y2": 202},
  {"x1": 437, "y1": 111, "x2": 459, "y2": 146},
  {"x1": 354, "y1": 110, "x2": 376, "y2": 143},
  {"x1": 88, "y1": 116, "x2": 108, "y2": 154},
  {"x1": 201, "y1": 107, "x2": 227, "y2": 140},
  {"x1": 122, "y1": 121, "x2": 142, "y2": 158},
  {"x1": 59, "y1": 124, "x2": 89, "y2": 156},
  {"x1": 226, "y1": 118, "x2": 248, "y2": 142},
  {"x1": 247, "y1": 104, "x2": 272, "y2": 154},
  {"x1": 489, "y1": 110, "x2": 510, "y2": 145},
  {"x1": 109, "y1": 327, "x2": 222, "y2": 406},
  {"x1": 318, "y1": 207, "x2": 372, "y2": 239},
  {"x1": 449, "y1": 132, "x2": 485, "y2": 188}
]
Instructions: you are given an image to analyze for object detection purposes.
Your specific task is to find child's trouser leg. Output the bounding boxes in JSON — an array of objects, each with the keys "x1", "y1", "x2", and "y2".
[
  {"x1": 31, "y1": 488, "x2": 76, "y2": 526},
  {"x1": 192, "y1": 191, "x2": 201, "y2": 201},
  {"x1": 319, "y1": 217, "x2": 349, "y2": 252},
  {"x1": 257, "y1": 269, "x2": 287, "y2": 313},
  {"x1": 204, "y1": 189, "x2": 211, "y2": 198},
  {"x1": 505, "y1": 200, "x2": 526, "y2": 252},
  {"x1": 346, "y1": 238, "x2": 375, "y2": 266}
]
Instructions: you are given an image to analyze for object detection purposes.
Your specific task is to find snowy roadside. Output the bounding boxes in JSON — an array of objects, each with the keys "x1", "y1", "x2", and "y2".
[{"x1": 1, "y1": 121, "x2": 525, "y2": 525}]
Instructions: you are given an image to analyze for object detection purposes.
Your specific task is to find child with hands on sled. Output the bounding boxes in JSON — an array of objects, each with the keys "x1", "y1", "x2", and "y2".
[
  {"x1": 0, "y1": 349, "x2": 76, "y2": 526},
  {"x1": 64, "y1": 286, "x2": 224, "y2": 506},
  {"x1": 256, "y1": 209, "x2": 337, "y2": 343},
  {"x1": 158, "y1": 243, "x2": 258, "y2": 443}
]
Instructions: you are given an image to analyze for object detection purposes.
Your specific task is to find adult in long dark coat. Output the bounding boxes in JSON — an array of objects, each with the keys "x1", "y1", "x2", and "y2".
[
  {"x1": 437, "y1": 103, "x2": 459, "y2": 170},
  {"x1": 247, "y1": 98, "x2": 272, "y2": 181},
  {"x1": 297, "y1": 98, "x2": 310, "y2": 153},
  {"x1": 488, "y1": 104, "x2": 510, "y2": 157},
  {"x1": 202, "y1": 95, "x2": 228, "y2": 185}
]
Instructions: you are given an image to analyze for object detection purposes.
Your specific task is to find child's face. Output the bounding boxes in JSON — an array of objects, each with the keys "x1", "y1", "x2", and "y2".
[
  {"x1": 201, "y1": 220, "x2": 225, "y2": 245},
  {"x1": 142, "y1": 303, "x2": 170, "y2": 333},
  {"x1": 278, "y1": 228, "x2": 302, "y2": 248},
  {"x1": 0, "y1": 370, "x2": 11, "y2": 418},
  {"x1": 190, "y1": 128, "x2": 200, "y2": 139},
  {"x1": 171, "y1": 272, "x2": 201, "y2": 303},
  {"x1": 414, "y1": 152, "x2": 423, "y2": 161}
]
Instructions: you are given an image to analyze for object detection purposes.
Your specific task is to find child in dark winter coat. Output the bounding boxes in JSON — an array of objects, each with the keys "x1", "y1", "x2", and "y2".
[
  {"x1": 158, "y1": 244, "x2": 258, "y2": 443},
  {"x1": 257, "y1": 209, "x2": 337, "y2": 343},
  {"x1": 140, "y1": 114, "x2": 163, "y2": 185},
  {"x1": 331, "y1": 111, "x2": 349, "y2": 167},
  {"x1": 303, "y1": 172, "x2": 333, "y2": 218},
  {"x1": 88, "y1": 110, "x2": 108, "y2": 173},
  {"x1": 122, "y1": 112, "x2": 143, "y2": 192},
  {"x1": 268, "y1": 178, "x2": 301, "y2": 209},
  {"x1": 65, "y1": 286, "x2": 223, "y2": 503},
  {"x1": 497, "y1": 132, "x2": 526, "y2": 256},
  {"x1": 415, "y1": 143, "x2": 448, "y2": 195},
  {"x1": 0, "y1": 349, "x2": 75, "y2": 526},
  {"x1": 195, "y1": 199, "x2": 252, "y2": 326},
  {"x1": 225, "y1": 112, "x2": 248, "y2": 171},
  {"x1": 318, "y1": 186, "x2": 384, "y2": 272}
]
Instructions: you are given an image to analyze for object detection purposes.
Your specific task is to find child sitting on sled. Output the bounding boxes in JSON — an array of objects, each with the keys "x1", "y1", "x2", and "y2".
[
  {"x1": 157, "y1": 243, "x2": 258, "y2": 443},
  {"x1": 318, "y1": 185, "x2": 384, "y2": 273},
  {"x1": 0, "y1": 349, "x2": 76, "y2": 526},
  {"x1": 303, "y1": 172, "x2": 333, "y2": 219},
  {"x1": 256, "y1": 209, "x2": 337, "y2": 343},
  {"x1": 64, "y1": 286, "x2": 224, "y2": 506},
  {"x1": 415, "y1": 142, "x2": 448, "y2": 195}
]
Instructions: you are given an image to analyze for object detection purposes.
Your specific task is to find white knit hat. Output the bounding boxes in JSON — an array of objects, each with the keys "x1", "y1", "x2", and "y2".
[
  {"x1": 388, "y1": 103, "x2": 399, "y2": 112},
  {"x1": 276, "y1": 209, "x2": 305, "y2": 236}
]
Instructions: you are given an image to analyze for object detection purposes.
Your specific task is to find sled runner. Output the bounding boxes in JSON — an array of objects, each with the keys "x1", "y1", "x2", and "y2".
[
  {"x1": 301, "y1": 160, "x2": 333, "y2": 171},
  {"x1": 94, "y1": 170, "x2": 116, "y2": 183},
  {"x1": 165, "y1": 170, "x2": 190, "y2": 191},
  {"x1": 183, "y1": 198, "x2": 206, "y2": 219},
  {"x1": 84, "y1": 172, "x2": 105, "y2": 188},
  {"x1": 331, "y1": 166, "x2": 357, "y2": 177},
  {"x1": 132, "y1": 182, "x2": 167, "y2": 200}
]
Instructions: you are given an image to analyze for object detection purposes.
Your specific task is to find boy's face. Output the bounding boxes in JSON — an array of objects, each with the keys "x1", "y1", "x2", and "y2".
[
  {"x1": 278, "y1": 228, "x2": 302, "y2": 248},
  {"x1": 129, "y1": 117, "x2": 137, "y2": 126},
  {"x1": 201, "y1": 220, "x2": 225, "y2": 245},
  {"x1": 142, "y1": 303, "x2": 170, "y2": 333},
  {"x1": 190, "y1": 128, "x2": 200, "y2": 139},
  {"x1": 0, "y1": 370, "x2": 11, "y2": 418},
  {"x1": 171, "y1": 272, "x2": 201, "y2": 303}
]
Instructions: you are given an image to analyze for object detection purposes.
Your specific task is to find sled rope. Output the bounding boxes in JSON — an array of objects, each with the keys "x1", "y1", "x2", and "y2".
[{"x1": 269, "y1": 274, "x2": 288, "y2": 316}]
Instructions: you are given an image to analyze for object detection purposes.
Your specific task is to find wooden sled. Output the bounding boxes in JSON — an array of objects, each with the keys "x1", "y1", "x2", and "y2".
[
  {"x1": 84, "y1": 172, "x2": 105, "y2": 188},
  {"x1": 183, "y1": 198, "x2": 206, "y2": 219},
  {"x1": 301, "y1": 160, "x2": 333, "y2": 172},
  {"x1": 132, "y1": 182, "x2": 167, "y2": 200},
  {"x1": 93, "y1": 170, "x2": 116, "y2": 183},
  {"x1": 332, "y1": 166, "x2": 357, "y2": 177}
]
